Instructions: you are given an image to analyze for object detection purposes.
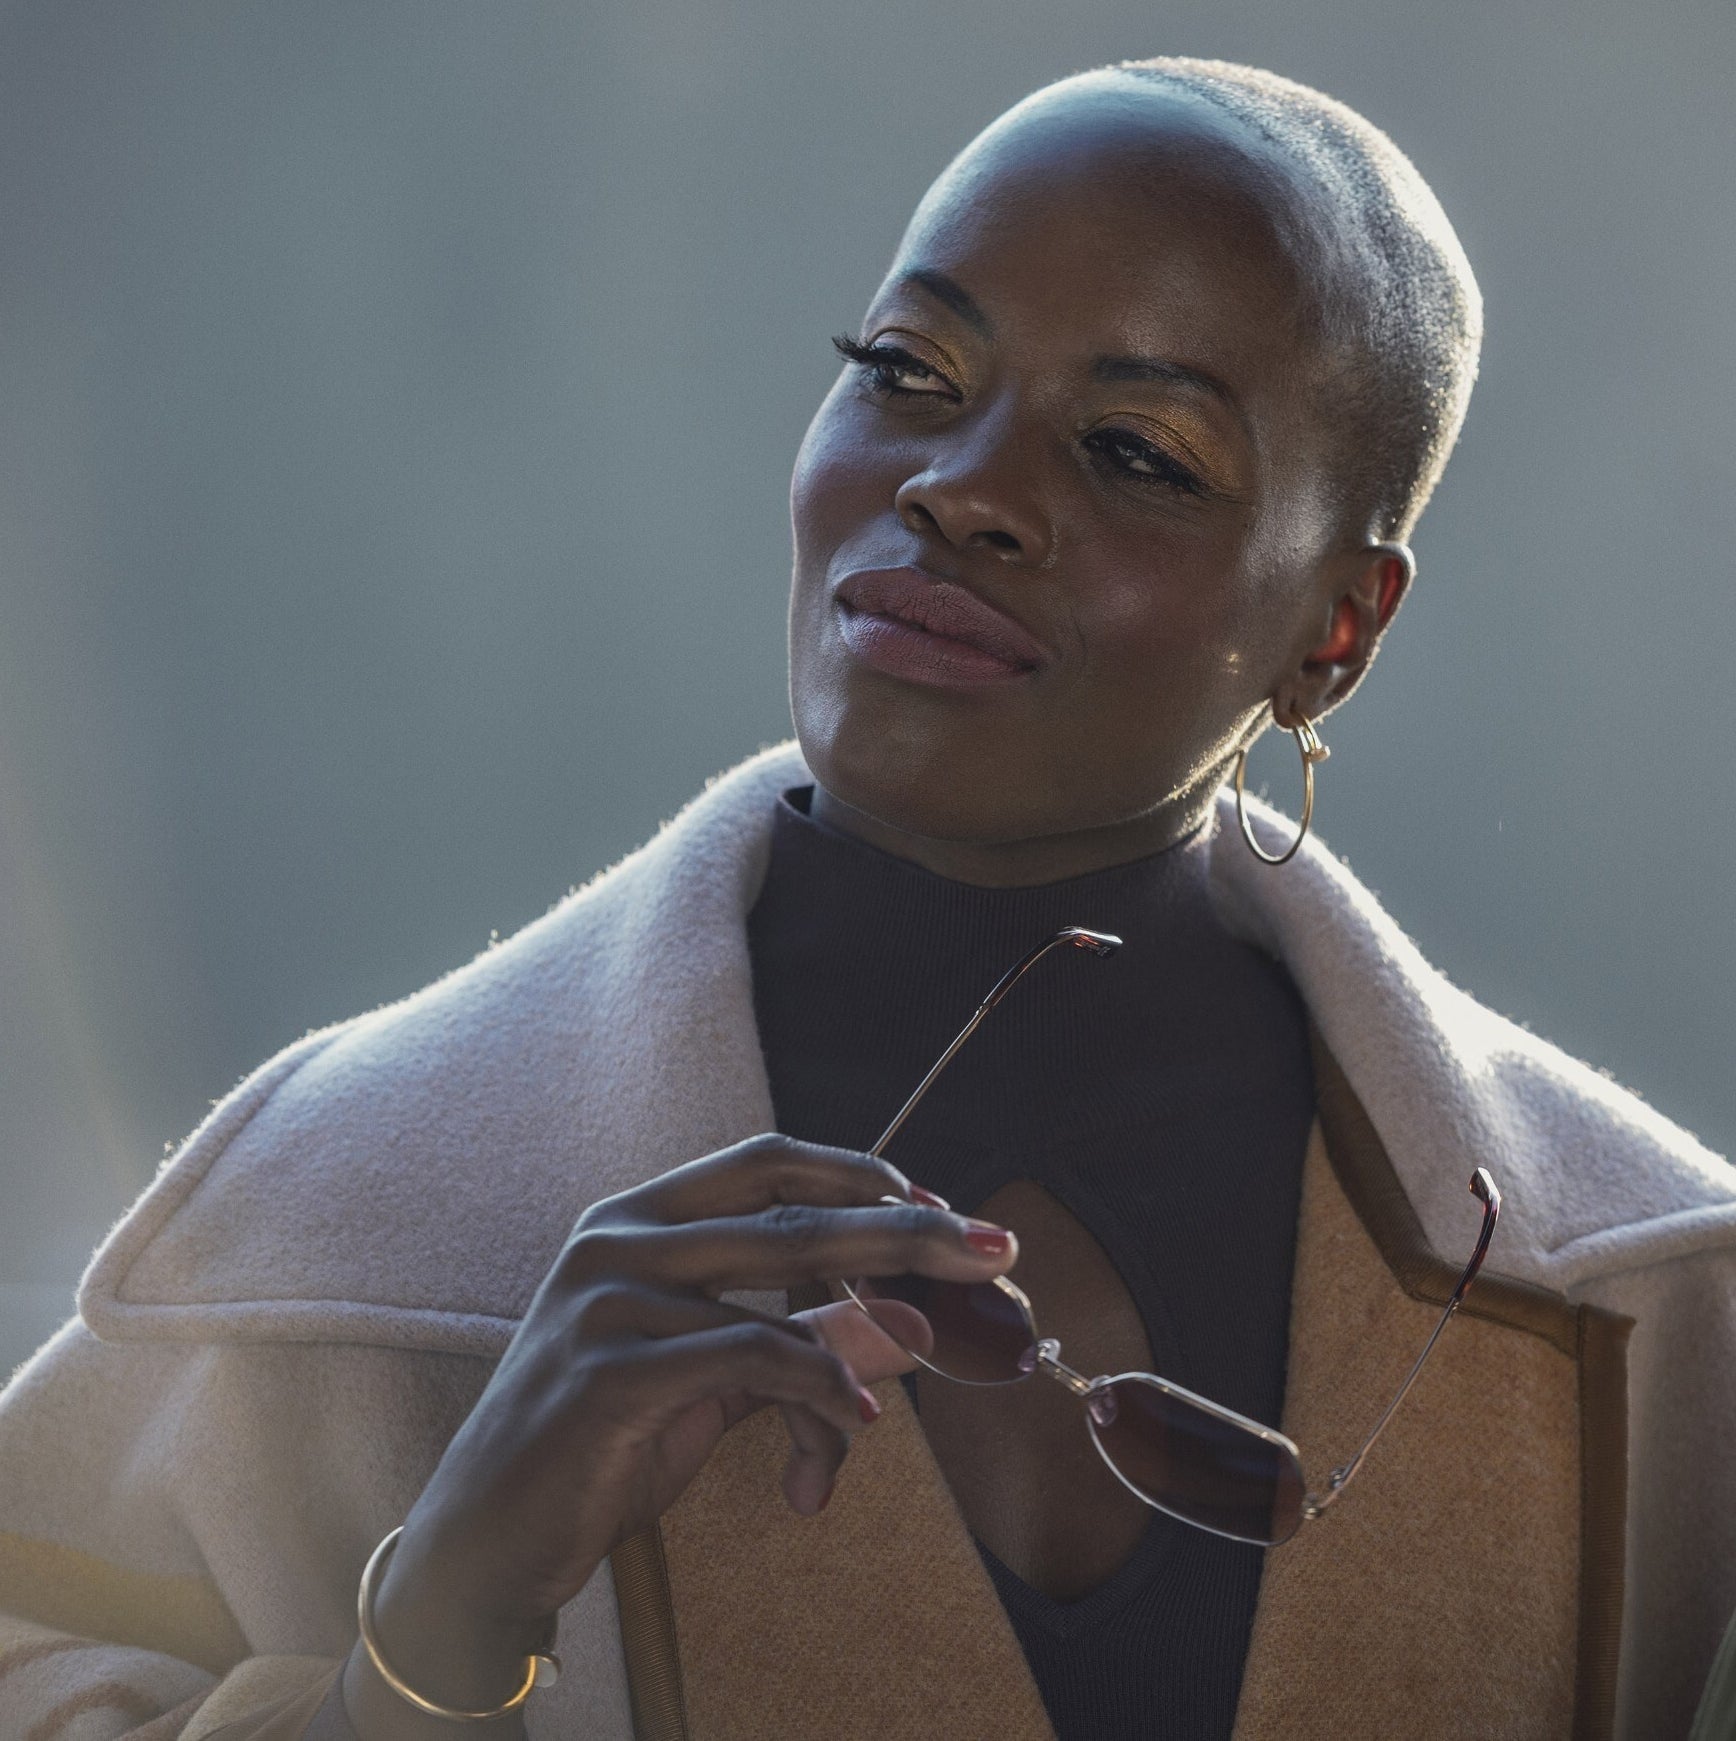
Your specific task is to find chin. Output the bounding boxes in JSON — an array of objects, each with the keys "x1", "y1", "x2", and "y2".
[{"x1": 794, "y1": 694, "x2": 1088, "y2": 846}]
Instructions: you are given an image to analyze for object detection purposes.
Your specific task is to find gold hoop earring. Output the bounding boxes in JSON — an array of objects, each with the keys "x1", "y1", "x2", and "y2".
[{"x1": 1234, "y1": 718, "x2": 1329, "y2": 866}]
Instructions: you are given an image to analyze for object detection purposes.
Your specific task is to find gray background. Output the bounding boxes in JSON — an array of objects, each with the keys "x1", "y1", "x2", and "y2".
[{"x1": 2, "y1": 0, "x2": 1732, "y2": 1377}]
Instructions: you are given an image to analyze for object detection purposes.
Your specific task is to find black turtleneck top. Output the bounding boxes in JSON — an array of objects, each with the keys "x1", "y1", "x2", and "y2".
[{"x1": 745, "y1": 790, "x2": 1315, "y2": 1741}]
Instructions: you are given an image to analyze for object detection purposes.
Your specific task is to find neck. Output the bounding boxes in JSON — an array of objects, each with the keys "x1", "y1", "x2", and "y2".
[{"x1": 806, "y1": 785, "x2": 1217, "y2": 888}]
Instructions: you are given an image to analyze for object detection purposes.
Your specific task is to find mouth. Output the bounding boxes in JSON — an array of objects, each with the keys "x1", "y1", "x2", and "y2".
[{"x1": 833, "y1": 567, "x2": 1052, "y2": 688}]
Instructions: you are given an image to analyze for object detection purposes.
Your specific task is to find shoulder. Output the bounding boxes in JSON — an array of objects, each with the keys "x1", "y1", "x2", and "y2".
[
  {"x1": 78, "y1": 744, "x2": 808, "y2": 1352},
  {"x1": 1212, "y1": 791, "x2": 1736, "y2": 1293}
]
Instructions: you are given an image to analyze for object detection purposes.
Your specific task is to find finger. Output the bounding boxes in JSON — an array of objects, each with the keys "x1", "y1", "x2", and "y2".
[
  {"x1": 591, "y1": 1201, "x2": 1017, "y2": 1295},
  {"x1": 800, "y1": 1298, "x2": 932, "y2": 1385},
  {"x1": 778, "y1": 1402, "x2": 851, "y2": 1517},
  {"x1": 622, "y1": 1135, "x2": 924, "y2": 1225},
  {"x1": 570, "y1": 1281, "x2": 823, "y2": 1347},
  {"x1": 616, "y1": 1321, "x2": 867, "y2": 1442},
  {"x1": 566, "y1": 1287, "x2": 886, "y2": 1428}
]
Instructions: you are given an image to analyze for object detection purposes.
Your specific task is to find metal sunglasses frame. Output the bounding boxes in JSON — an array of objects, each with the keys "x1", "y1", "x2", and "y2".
[{"x1": 842, "y1": 926, "x2": 1502, "y2": 1547}]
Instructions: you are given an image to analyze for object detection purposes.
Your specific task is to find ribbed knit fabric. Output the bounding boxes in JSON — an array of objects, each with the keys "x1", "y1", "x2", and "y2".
[{"x1": 746, "y1": 790, "x2": 1316, "y2": 1741}]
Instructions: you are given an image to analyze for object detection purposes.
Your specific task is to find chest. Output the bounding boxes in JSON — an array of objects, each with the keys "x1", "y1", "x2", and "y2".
[{"x1": 913, "y1": 1177, "x2": 1156, "y2": 1600}]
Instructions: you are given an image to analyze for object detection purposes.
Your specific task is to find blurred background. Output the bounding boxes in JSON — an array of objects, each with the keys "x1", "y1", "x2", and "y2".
[{"x1": 2, "y1": 0, "x2": 1732, "y2": 1374}]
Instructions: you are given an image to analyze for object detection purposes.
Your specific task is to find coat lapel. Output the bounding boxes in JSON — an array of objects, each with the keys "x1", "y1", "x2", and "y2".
[
  {"x1": 654, "y1": 1375, "x2": 1056, "y2": 1741},
  {"x1": 630, "y1": 1039, "x2": 1630, "y2": 1740},
  {"x1": 594, "y1": 753, "x2": 1630, "y2": 1739},
  {"x1": 1232, "y1": 1042, "x2": 1629, "y2": 1741}
]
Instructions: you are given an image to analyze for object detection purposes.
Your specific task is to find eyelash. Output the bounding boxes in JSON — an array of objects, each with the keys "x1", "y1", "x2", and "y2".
[
  {"x1": 831, "y1": 333, "x2": 952, "y2": 397},
  {"x1": 1080, "y1": 428, "x2": 1206, "y2": 498},
  {"x1": 831, "y1": 333, "x2": 1207, "y2": 499}
]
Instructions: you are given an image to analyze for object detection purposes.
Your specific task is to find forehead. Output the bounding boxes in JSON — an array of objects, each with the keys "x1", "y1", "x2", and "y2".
[{"x1": 884, "y1": 81, "x2": 1332, "y2": 383}]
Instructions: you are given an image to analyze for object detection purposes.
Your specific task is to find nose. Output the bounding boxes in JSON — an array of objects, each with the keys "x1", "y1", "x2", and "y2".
[{"x1": 893, "y1": 412, "x2": 1055, "y2": 566}]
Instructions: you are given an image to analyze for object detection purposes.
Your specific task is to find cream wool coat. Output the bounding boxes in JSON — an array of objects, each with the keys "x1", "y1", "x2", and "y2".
[{"x1": 1, "y1": 742, "x2": 1733, "y2": 1740}]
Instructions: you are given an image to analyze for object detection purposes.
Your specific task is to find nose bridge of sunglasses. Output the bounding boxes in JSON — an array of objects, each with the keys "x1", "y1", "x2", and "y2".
[{"x1": 1032, "y1": 1337, "x2": 1096, "y2": 1398}]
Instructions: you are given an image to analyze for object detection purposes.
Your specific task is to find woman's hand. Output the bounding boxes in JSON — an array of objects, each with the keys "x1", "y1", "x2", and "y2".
[{"x1": 346, "y1": 1134, "x2": 1015, "y2": 1733}]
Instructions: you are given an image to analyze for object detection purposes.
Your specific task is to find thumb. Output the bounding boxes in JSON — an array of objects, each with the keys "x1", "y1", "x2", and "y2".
[{"x1": 799, "y1": 1297, "x2": 934, "y2": 1385}]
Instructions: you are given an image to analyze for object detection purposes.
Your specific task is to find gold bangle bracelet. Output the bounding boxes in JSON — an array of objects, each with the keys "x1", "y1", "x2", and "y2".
[{"x1": 357, "y1": 1526, "x2": 561, "y2": 1723}]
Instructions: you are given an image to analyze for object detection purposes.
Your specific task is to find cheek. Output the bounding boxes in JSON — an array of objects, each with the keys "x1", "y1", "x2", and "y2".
[
  {"x1": 1055, "y1": 519, "x2": 1300, "y2": 812},
  {"x1": 788, "y1": 402, "x2": 831, "y2": 555},
  {"x1": 790, "y1": 387, "x2": 884, "y2": 574},
  {"x1": 787, "y1": 394, "x2": 880, "y2": 746},
  {"x1": 1083, "y1": 530, "x2": 1271, "y2": 701}
]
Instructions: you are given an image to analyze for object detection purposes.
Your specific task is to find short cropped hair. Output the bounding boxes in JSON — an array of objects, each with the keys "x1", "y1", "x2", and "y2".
[{"x1": 1113, "y1": 58, "x2": 1483, "y2": 541}]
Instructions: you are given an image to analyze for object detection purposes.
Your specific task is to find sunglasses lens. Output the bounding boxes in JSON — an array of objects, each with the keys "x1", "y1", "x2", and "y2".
[
  {"x1": 846, "y1": 1274, "x2": 1038, "y2": 1386},
  {"x1": 1086, "y1": 1376, "x2": 1306, "y2": 1546}
]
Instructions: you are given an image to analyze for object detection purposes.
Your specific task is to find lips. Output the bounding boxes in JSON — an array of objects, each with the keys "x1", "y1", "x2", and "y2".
[{"x1": 834, "y1": 567, "x2": 1051, "y2": 686}]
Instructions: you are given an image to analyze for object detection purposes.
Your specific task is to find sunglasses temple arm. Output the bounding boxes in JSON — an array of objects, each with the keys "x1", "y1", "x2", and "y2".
[
  {"x1": 867, "y1": 928, "x2": 1119, "y2": 1158},
  {"x1": 1303, "y1": 1168, "x2": 1501, "y2": 1519}
]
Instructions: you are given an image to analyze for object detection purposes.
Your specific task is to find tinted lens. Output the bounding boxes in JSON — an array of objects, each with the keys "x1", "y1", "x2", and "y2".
[
  {"x1": 845, "y1": 1274, "x2": 1038, "y2": 1386},
  {"x1": 1085, "y1": 1376, "x2": 1306, "y2": 1546}
]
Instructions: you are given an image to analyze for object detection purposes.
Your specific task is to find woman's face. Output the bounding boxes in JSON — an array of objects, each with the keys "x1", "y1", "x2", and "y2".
[{"x1": 788, "y1": 83, "x2": 1372, "y2": 854}]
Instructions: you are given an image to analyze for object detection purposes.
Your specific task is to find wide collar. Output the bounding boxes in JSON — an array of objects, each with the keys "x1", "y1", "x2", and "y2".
[{"x1": 80, "y1": 741, "x2": 1731, "y2": 1349}]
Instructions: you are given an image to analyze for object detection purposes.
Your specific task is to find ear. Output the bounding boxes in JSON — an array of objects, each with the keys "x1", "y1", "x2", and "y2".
[{"x1": 1271, "y1": 542, "x2": 1414, "y2": 729}]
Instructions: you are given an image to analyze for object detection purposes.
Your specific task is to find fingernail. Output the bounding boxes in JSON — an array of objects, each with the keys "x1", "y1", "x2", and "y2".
[
  {"x1": 910, "y1": 1185, "x2": 951, "y2": 1210},
  {"x1": 962, "y1": 1221, "x2": 1011, "y2": 1256},
  {"x1": 857, "y1": 1385, "x2": 882, "y2": 1424}
]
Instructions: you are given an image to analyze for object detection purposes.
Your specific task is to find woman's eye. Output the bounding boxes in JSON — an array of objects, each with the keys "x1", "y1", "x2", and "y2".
[
  {"x1": 1084, "y1": 427, "x2": 1206, "y2": 497},
  {"x1": 831, "y1": 334, "x2": 956, "y2": 399}
]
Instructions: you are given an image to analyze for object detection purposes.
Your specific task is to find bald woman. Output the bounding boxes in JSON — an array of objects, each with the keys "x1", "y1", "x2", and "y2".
[{"x1": 2, "y1": 58, "x2": 1731, "y2": 1741}]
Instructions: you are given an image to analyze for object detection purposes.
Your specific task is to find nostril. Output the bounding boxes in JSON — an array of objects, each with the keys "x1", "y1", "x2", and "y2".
[{"x1": 894, "y1": 471, "x2": 1044, "y2": 562}]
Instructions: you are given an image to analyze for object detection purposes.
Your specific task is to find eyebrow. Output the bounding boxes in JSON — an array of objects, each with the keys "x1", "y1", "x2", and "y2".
[
  {"x1": 902, "y1": 268, "x2": 993, "y2": 337},
  {"x1": 1092, "y1": 355, "x2": 1238, "y2": 410},
  {"x1": 899, "y1": 267, "x2": 1241, "y2": 417}
]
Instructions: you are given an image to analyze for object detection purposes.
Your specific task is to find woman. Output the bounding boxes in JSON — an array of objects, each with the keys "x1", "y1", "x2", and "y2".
[{"x1": 2, "y1": 57, "x2": 1732, "y2": 1741}]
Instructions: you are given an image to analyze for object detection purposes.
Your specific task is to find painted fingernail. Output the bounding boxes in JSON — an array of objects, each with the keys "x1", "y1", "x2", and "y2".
[
  {"x1": 910, "y1": 1185, "x2": 951, "y2": 1210},
  {"x1": 962, "y1": 1221, "x2": 1011, "y2": 1256},
  {"x1": 857, "y1": 1385, "x2": 882, "y2": 1424}
]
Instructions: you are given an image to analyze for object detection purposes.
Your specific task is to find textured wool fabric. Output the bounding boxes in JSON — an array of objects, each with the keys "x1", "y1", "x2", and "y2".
[
  {"x1": 0, "y1": 742, "x2": 1729, "y2": 1738},
  {"x1": 1689, "y1": 1609, "x2": 1736, "y2": 1741},
  {"x1": 187, "y1": 1662, "x2": 340, "y2": 1740},
  {"x1": 1230, "y1": 1128, "x2": 1581, "y2": 1735},
  {"x1": 0, "y1": 1329, "x2": 623, "y2": 1738},
  {"x1": 660, "y1": 1376, "x2": 1057, "y2": 1741},
  {"x1": 660, "y1": 1122, "x2": 1590, "y2": 1740},
  {"x1": 744, "y1": 789, "x2": 1316, "y2": 1738}
]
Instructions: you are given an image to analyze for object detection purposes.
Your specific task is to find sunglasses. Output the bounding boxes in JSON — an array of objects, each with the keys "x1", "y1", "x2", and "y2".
[{"x1": 842, "y1": 927, "x2": 1500, "y2": 1548}]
